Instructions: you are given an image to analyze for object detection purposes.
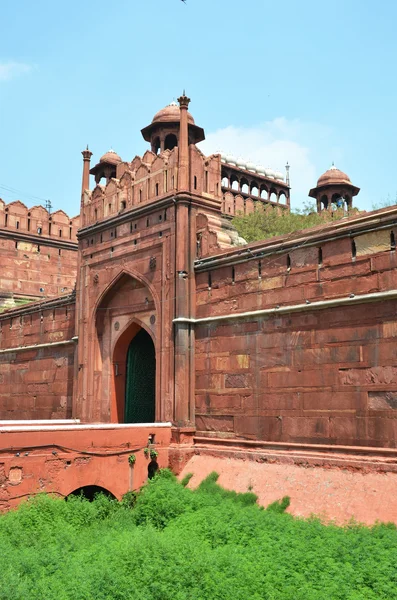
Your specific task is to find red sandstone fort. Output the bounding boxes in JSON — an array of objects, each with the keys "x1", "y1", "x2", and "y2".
[{"x1": 1, "y1": 96, "x2": 397, "y2": 523}]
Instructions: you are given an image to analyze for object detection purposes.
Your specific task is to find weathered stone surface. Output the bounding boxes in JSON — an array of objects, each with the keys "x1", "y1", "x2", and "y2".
[
  {"x1": 368, "y1": 391, "x2": 397, "y2": 410},
  {"x1": 355, "y1": 229, "x2": 391, "y2": 257},
  {"x1": 225, "y1": 374, "x2": 249, "y2": 388}
]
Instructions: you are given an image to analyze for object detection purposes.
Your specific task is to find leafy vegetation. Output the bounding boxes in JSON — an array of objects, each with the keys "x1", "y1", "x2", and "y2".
[
  {"x1": 1, "y1": 470, "x2": 396, "y2": 599},
  {"x1": 232, "y1": 202, "x2": 358, "y2": 243}
]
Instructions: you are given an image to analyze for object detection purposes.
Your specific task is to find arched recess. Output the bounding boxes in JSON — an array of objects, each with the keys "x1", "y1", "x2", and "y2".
[
  {"x1": 278, "y1": 192, "x2": 286, "y2": 204},
  {"x1": 112, "y1": 320, "x2": 156, "y2": 423},
  {"x1": 240, "y1": 178, "x2": 249, "y2": 194},
  {"x1": 93, "y1": 271, "x2": 159, "y2": 423},
  {"x1": 164, "y1": 134, "x2": 178, "y2": 151},
  {"x1": 260, "y1": 185, "x2": 268, "y2": 199},
  {"x1": 230, "y1": 175, "x2": 239, "y2": 190},
  {"x1": 67, "y1": 485, "x2": 116, "y2": 501},
  {"x1": 321, "y1": 194, "x2": 329, "y2": 210},
  {"x1": 332, "y1": 192, "x2": 345, "y2": 210},
  {"x1": 251, "y1": 183, "x2": 259, "y2": 196},
  {"x1": 152, "y1": 136, "x2": 161, "y2": 154}
]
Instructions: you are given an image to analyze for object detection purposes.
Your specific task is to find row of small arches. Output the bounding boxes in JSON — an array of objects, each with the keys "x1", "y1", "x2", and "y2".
[
  {"x1": 222, "y1": 177, "x2": 287, "y2": 204},
  {"x1": 318, "y1": 193, "x2": 353, "y2": 211}
]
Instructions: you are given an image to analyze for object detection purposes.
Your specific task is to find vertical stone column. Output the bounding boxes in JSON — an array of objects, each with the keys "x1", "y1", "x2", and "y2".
[
  {"x1": 177, "y1": 93, "x2": 190, "y2": 192},
  {"x1": 73, "y1": 148, "x2": 93, "y2": 420},
  {"x1": 173, "y1": 93, "x2": 195, "y2": 426},
  {"x1": 81, "y1": 147, "x2": 93, "y2": 195},
  {"x1": 81, "y1": 148, "x2": 93, "y2": 229}
]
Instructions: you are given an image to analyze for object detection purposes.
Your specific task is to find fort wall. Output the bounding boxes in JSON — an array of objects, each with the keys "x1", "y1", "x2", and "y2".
[
  {"x1": 195, "y1": 213, "x2": 397, "y2": 447},
  {"x1": 0, "y1": 297, "x2": 76, "y2": 420},
  {"x1": 0, "y1": 199, "x2": 79, "y2": 310}
]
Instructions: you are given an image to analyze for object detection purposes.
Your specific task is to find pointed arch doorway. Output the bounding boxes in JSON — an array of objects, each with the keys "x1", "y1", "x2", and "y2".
[{"x1": 124, "y1": 328, "x2": 156, "y2": 423}]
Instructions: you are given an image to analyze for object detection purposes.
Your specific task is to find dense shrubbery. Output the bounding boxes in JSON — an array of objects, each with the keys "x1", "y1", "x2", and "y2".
[
  {"x1": 232, "y1": 203, "x2": 358, "y2": 243},
  {"x1": 1, "y1": 470, "x2": 397, "y2": 599}
]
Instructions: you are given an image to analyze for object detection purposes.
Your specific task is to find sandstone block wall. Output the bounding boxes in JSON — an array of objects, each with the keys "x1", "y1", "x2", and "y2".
[
  {"x1": 0, "y1": 238, "x2": 77, "y2": 303},
  {"x1": 0, "y1": 301, "x2": 76, "y2": 420},
  {"x1": 195, "y1": 226, "x2": 397, "y2": 447},
  {"x1": 0, "y1": 200, "x2": 79, "y2": 311}
]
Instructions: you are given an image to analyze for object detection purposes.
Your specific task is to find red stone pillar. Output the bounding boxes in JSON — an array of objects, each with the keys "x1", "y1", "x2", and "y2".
[
  {"x1": 173, "y1": 93, "x2": 195, "y2": 426},
  {"x1": 177, "y1": 93, "x2": 190, "y2": 192},
  {"x1": 81, "y1": 147, "x2": 93, "y2": 196},
  {"x1": 74, "y1": 148, "x2": 92, "y2": 420}
]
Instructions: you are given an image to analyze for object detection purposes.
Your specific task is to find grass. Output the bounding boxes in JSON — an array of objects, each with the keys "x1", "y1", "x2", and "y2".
[{"x1": 0, "y1": 470, "x2": 396, "y2": 599}]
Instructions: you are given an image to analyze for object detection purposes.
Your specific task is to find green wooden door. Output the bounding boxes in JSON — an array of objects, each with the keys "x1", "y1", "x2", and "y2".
[{"x1": 124, "y1": 329, "x2": 156, "y2": 423}]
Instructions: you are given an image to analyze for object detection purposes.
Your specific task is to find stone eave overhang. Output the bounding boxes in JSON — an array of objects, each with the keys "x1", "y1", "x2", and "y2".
[
  {"x1": 0, "y1": 228, "x2": 78, "y2": 251},
  {"x1": 0, "y1": 292, "x2": 76, "y2": 321},
  {"x1": 89, "y1": 160, "x2": 120, "y2": 175},
  {"x1": 195, "y1": 206, "x2": 397, "y2": 272},
  {"x1": 141, "y1": 121, "x2": 205, "y2": 144},
  {"x1": 309, "y1": 182, "x2": 360, "y2": 198},
  {"x1": 78, "y1": 192, "x2": 222, "y2": 238}
]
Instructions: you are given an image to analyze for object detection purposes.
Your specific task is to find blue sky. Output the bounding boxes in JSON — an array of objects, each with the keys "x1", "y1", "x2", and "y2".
[{"x1": 1, "y1": 0, "x2": 396, "y2": 216}]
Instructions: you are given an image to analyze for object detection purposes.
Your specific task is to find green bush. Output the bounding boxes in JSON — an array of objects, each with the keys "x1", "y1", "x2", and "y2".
[
  {"x1": 232, "y1": 202, "x2": 358, "y2": 243},
  {"x1": 0, "y1": 471, "x2": 396, "y2": 599}
]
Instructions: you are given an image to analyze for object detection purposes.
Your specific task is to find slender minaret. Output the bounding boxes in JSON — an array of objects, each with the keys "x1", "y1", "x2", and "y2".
[
  {"x1": 177, "y1": 91, "x2": 190, "y2": 191},
  {"x1": 81, "y1": 146, "x2": 93, "y2": 196},
  {"x1": 285, "y1": 162, "x2": 290, "y2": 187}
]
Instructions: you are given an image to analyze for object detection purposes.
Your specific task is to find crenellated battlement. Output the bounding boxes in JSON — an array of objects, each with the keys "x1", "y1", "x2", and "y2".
[
  {"x1": 81, "y1": 145, "x2": 222, "y2": 227},
  {"x1": 0, "y1": 199, "x2": 79, "y2": 311},
  {"x1": 0, "y1": 199, "x2": 80, "y2": 241}
]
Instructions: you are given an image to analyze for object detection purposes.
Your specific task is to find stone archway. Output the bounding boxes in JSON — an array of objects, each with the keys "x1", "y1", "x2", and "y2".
[
  {"x1": 93, "y1": 272, "x2": 158, "y2": 423},
  {"x1": 111, "y1": 319, "x2": 157, "y2": 423}
]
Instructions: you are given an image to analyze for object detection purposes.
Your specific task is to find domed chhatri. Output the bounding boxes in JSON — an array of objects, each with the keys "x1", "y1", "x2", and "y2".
[
  {"x1": 309, "y1": 163, "x2": 360, "y2": 213},
  {"x1": 90, "y1": 148, "x2": 122, "y2": 184},
  {"x1": 152, "y1": 101, "x2": 195, "y2": 126},
  {"x1": 141, "y1": 97, "x2": 205, "y2": 153},
  {"x1": 99, "y1": 149, "x2": 122, "y2": 164},
  {"x1": 317, "y1": 164, "x2": 351, "y2": 187}
]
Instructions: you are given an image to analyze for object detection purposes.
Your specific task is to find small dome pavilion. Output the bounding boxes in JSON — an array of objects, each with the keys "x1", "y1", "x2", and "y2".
[
  {"x1": 141, "y1": 101, "x2": 205, "y2": 154},
  {"x1": 309, "y1": 164, "x2": 360, "y2": 212},
  {"x1": 90, "y1": 149, "x2": 122, "y2": 184}
]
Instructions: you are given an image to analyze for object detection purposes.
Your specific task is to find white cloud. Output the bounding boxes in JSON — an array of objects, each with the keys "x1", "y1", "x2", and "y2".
[
  {"x1": 0, "y1": 61, "x2": 32, "y2": 81},
  {"x1": 199, "y1": 118, "x2": 331, "y2": 210}
]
